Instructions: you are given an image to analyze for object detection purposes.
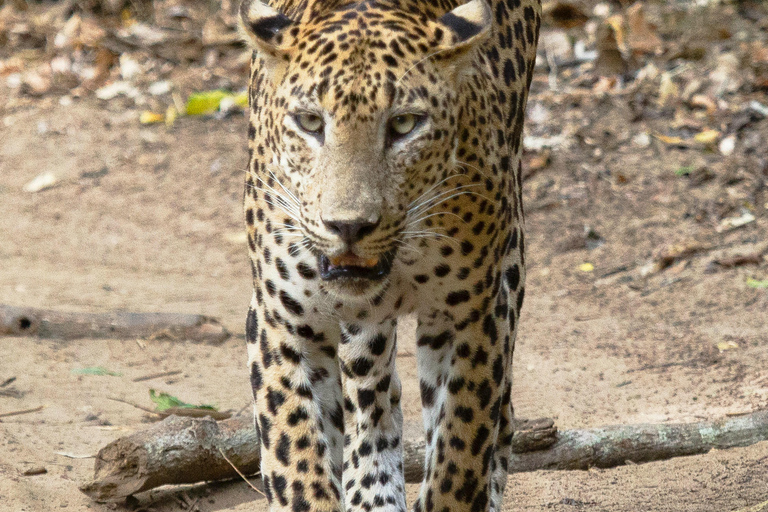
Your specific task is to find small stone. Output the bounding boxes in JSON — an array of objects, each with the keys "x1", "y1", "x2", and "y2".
[
  {"x1": 719, "y1": 134, "x2": 736, "y2": 156},
  {"x1": 23, "y1": 171, "x2": 57, "y2": 193},
  {"x1": 632, "y1": 132, "x2": 651, "y2": 148},
  {"x1": 148, "y1": 80, "x2": 172, "y2": 96}
]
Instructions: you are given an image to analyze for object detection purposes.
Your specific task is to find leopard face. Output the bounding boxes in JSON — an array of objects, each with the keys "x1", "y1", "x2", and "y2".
[{"x1": 242, "y1": 0, "x2": 491, "y2": 298}]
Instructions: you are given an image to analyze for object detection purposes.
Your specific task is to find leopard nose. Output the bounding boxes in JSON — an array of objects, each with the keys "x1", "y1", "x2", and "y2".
[{"x1": 322, "y1": 217, "x2": 381, "y2": 244}]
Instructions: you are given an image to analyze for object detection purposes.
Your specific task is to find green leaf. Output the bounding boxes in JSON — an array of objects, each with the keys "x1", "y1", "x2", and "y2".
[
  {"x1": 185, "y1": 90, "x2": 229, "y2": 116},
  {"x1": 71, "y1": 366, "x2": 122, "y2": 376},
  {"x1": 233, "y1": 91, "x2": 248, "y2": 108},
  {"x1": 674, "y1": 166, "x2": 694, "y2": 176},
  {"x1": 148, "y1": 389, "x2": 216, "y2": 411},
  {"x1": 746, "y1": 278, "x2": 768, "y2": 289}
]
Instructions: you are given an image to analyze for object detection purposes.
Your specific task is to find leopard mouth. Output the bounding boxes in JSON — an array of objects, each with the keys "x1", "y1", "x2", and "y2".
[{"x1": 318, "y1": 249, "x2": 396, "y2": 281}]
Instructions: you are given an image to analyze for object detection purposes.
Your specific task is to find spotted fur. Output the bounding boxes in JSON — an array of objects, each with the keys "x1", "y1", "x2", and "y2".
[{"x1": 240, "y1": 0, "x2": 540, "y2": 510}]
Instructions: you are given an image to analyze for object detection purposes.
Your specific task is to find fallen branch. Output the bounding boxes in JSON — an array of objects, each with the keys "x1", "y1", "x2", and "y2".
[
  {"x1": 80, "y1": 410, "x2": 768, "y2": 503},
  {"x1": 0, "y1": 405, "x2": 45, "y2": 419},
  {"x1": 81, "y1": 415, "x2": 261, "y2": 502},
  {"x1": 0, "y1": 304, "x2": 230, "y2": 344},
  {"x1": 132, "y1": 370, "x2": 183, "y2": 382}
]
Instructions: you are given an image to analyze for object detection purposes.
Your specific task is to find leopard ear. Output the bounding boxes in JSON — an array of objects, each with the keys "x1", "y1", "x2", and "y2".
[
  {"x1": 239, "y1": 0, "x2": 295, "y2": 55},
  {"x1": 435, "y1": 0, "x2": 492, "y2": 53}
]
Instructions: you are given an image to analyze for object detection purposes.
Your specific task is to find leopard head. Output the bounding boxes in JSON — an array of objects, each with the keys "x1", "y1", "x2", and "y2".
[{"x1": 241, "y1": 0, "x2": 491, "y2": 294}]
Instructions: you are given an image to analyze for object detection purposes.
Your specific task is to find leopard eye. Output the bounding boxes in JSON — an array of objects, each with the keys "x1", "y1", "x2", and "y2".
[
  {"x1": 388, "y1": 114, "x2": 418, "y2": 137},
  {"x1": 295, "y1": 113, "x2": 324, "y2": 134}
]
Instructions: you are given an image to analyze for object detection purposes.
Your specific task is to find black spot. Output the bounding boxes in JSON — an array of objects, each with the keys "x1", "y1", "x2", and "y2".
[
  {"x1": 276, "y1": 432, "x2": 291, "y2": 465},
  {"x1": 245, "y1": 308, "x2": 259, "y2": 343},
  {"x1": 417, "y1": 330, "x2": 454, "y2": 350},
  {"x1": 446, "y1": 290, "x2": 470, "y2": 306},
  {"x1": 493, "y1": 355, "x2": 504, "y2": 385},
  {"x1": 471, "y1": 346, "x2": 488, "y2": 367},
  {"x1": 455, "y1": 343, "x2": 471, "y2": 358},
  {"x1": 287, "y1": 406, "x2": 309, "y2": 426},
  {"x1": 280, "y1": 290, "x2": 304, "y2": 316},
  {"x1": 296, "y1": 435, "x2": 311, "y2": 450},
  {"x1": 376, "y1": 374, "x2": 391, "y2": 392},
  {"x1": 449, "y1": 436, "x2": 466, "y2": 451},
  {"x1": 291, "y1": 483, "x2": 310, "y2": 512},
  {"x1": 477, "y1": 379, "x2": 492, "y2": 409},
  {"x1": 420, "y1": 380, "x2": 437, "y2": 407},
  {"x1": 434, "y1": 264, "x2": 451, "y2": 277},
  {"x1": 357, "y1": 388, "x2": 375, "y2": 409},
  {"x1": 471, "y1": 425, "x2": 490, "y2": 456},
  {"x1": 448, "y1": 377, "x2": 465, "y2": 394},
  {"x1": 376, "y1": 437, "x2": 388, "y2": 452},
  {"x1": 267, "y1": 388, "x2": 286, "y2": 415},
  {"x1": 260, "y1": 329, "x2": 273, "y2": 368},
  {"x1": 360, "y1": 473, "x2": 376, "y2": 488},
  {"x1": 471, "y1": 490, "x2": 488, "y2": 512},
  {"x1": 382, "y1": 54, "x2": 398, "y2": 67},
  {"x1": 250, "y1": 362, "x2": 263, "y2": 391},
  {"x1": 272, "y1": 473, "x2": 288, "y2": 506},
  {"x1": 504, "y1": 264, "x2": 520, "y2": 291},
  {"x1": 358, "y1": 441, "x2": 372, "y2": 456},
  {"x1": 259, "y1": 413, "x2": 272, "y2": 448},
  {"x1": 330, "y1": 403, "x2": 344, "y2": 431},
  {"x1": 280, "y1": 343, "x2": 301, "y2": 364},
  {"x1": 296, "y1": 262, "x2": 317, "y2": 279},
  {"x1": 414, "y1": 274, "x2": 429, "y2": 283},
  {"x1": 276, "y1": 258, "x2": 290, "y2": 280},
  {"x1": 296, "y1": 324, "x2": 315, "y2": 340},
  {"x1": 350, "y1": 357, "x2": 373, "y2": 376},
  {"x1": 483, "y1": 314, "x2": 498, "y2": 345},
  {"x1": 455, "y1": 406, "x2": 474, "y2": 423},
  {"x1": 368, "y1": 334, "x2": 387, "y2": 356}
]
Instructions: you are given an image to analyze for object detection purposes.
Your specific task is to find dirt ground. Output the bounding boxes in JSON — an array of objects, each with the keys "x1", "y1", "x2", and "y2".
[{"x1": 2, "y1": 3, "x2": 768, "y2": 510}]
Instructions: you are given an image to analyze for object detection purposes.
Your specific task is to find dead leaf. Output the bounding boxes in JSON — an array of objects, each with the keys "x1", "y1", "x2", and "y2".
[
  {"x1": 595, "y1": 19, "x2": 628, "y2": 77},
  {"x1": 652, "y1": 133, "x2": 686, "y2": 146},
  {"x1": 139, "y1": 111, "x2": 164, "y2": 124},
  {"x1": 689, "y1": 94, "x2": 717, "y2": 114},
  {"x1": 717, "y1": 341, "x2": 739, "y2": 352},
  {"x1": 542, "y1": 1, "x2": 589, "y2": 29},
  {"x1": 717, "y1": 211, "x2": 756, "y2": 232},
  {"x1": 644, "y1": 241, "x2": 706, "y2": 275},
  {"x1": 527, "y1": 149, "x2": 551, "y2": 171},
  {"x1": 713, "y1": 254, "x2": 763, "y2": 268},
  {"x1": 693, "y1": 129, "x2": 720, "y2": 145},
  {"x1": 625, "y1": 3, "x2": 662, "y2": 56},
  {"x1": 658, "y1": 72, "x2": 679, "y2": 107}
]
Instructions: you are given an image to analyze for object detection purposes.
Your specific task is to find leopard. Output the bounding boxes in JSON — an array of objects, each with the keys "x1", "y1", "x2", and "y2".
[{"x1": 238, "y1": 0, "x2": 540, "y2": 510}]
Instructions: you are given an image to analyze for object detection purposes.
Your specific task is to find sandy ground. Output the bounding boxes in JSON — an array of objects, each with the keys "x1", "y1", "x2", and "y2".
[{"x1": 1, "y1": 92, "x2": 767, "y2": 512}]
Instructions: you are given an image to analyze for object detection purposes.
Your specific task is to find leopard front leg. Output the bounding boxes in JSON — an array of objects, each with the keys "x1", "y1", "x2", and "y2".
[
  {"x1": 413, "y1": 259, "x2": 523, "y2": 512},
  {"x1": 246, "y1": 294, "x2": 345, "y2": 512},
  {"x1": 338, "y1": 320, "x2": 406, "y2": 512}
]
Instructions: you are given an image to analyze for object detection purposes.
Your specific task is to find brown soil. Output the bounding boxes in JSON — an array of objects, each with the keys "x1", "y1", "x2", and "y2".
[{"x1": 2, "y1": 54, "x2": 768, "y2": 512}]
